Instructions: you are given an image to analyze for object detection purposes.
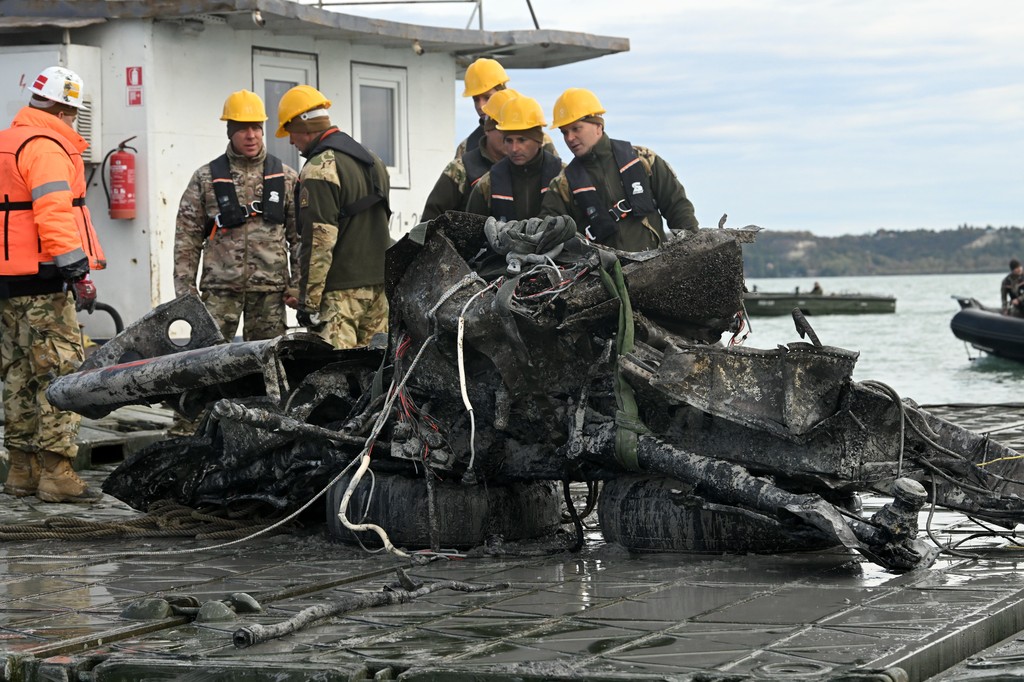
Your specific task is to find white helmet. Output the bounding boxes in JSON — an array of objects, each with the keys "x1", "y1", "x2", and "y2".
[{"x1": 29, "y1": 66, "x2": 86, "y2": 110}]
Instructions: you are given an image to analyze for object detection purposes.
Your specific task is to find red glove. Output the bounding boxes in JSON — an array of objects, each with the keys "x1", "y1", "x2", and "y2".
[{"x1": 72, "y1": 276, "x2": 97, "y2": 313}]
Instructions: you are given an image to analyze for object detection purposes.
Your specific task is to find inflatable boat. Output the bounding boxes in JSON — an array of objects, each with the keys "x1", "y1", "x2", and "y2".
[{"x1": 951, "y1": 296, "x2": 1024, "y2": 362}]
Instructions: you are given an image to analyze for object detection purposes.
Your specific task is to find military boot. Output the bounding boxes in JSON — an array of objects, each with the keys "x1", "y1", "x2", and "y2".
[
  {"x1": 36, "y1": 451, "x2": 102, "y2": 504},
  {"x1": 3, "y1": 448, "x2": 39, "y2": 497}
]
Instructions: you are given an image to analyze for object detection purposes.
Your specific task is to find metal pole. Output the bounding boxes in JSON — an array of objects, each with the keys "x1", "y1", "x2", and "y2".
[{"x1": 525, "y1": 0, "x2": 539, "y2": 29}]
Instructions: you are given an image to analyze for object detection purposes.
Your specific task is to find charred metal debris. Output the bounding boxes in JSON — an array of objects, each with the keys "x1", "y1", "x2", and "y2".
[{"x1": 47, "y1": 212, "x2": 1024, "y2": 574}]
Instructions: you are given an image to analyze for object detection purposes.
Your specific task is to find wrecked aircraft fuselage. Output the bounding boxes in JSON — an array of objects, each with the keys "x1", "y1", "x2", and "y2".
[{"x1": 49, "y1": 212, "x2": 1024, "y2": 573}]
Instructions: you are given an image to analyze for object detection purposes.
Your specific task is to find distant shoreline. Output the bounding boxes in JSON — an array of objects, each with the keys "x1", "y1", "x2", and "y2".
[{"x1": 742, "y1": 226, "x2": 1024, "y2": 278}]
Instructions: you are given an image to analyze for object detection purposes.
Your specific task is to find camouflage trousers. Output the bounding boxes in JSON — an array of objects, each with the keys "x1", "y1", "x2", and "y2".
[
  {"x1": 203, "y1": 289, "x2": 287, "y2": 341},
  {"x1": 314, "y1": 285, "x2": 389, "y2": 349},
  {"x1": 0, "y1": 291, "x2": 84, "y2": 458}
]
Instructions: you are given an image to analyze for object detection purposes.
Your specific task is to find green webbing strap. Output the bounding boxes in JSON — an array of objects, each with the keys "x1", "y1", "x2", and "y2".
[
  {"x1": 370, "y1": 345, "x2": 387, "y2": 402},
  {"x1": 598, "y1": 260, "x2": 645, "y2": 471}
]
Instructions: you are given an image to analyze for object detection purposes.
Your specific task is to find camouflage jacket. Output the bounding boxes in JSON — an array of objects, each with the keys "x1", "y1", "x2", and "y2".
[
  {"x1": 540, "y1": 133, "x2": 697, "y2": 252},
  {"x1": 1001, "y1": 272, "x2": 1024, "y2": 307},
  {"x1": 420, "y1": 145, "x2": 502, "y2": 222},
  {"x1": 173, "y1": 143, "x2": 299, "y2": 297}
]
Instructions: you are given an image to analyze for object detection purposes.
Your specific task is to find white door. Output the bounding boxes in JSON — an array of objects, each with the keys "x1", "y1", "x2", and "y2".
[{"x1": 253, "y1": 50, "x2": 318, "y2": 172}]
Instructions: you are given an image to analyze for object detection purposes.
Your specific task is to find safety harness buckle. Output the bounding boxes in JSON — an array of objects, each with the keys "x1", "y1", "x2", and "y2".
[
  {"x1": 608, "y1": 199, "x2": 632, "y2": 222},
  {"x1": 212, "y1": 201, "x2": 262, "y2": 231}
]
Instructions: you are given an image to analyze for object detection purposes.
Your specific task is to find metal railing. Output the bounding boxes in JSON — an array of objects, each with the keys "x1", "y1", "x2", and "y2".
[{"x1": 295, "y1": 1, "x2": 541, "y2": 31}]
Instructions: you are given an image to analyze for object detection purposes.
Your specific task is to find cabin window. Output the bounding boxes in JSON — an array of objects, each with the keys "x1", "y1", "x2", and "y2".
[
  {"x1": 352, "y1": 63, "x2": 409, "y2": 188},
  {"x1": 253, "y1": 49, "x2": 318, "y2": 171}
]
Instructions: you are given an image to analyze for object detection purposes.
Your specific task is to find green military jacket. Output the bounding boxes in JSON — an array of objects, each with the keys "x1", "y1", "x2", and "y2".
[
  {"x1": 173, "y1": 143, "x2": 299, "y2": 296},
  {"x1": 539, "y1": 133, "x2": 697, "y2": 252},
  {"x1": 420, "y1": 145, "x2": 502, "y2": 222},
  {"x1": 297, "y1": 131, "x2": 392, "y2": 311}
]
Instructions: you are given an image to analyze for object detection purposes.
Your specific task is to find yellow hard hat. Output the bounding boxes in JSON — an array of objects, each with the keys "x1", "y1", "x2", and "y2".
[
  {"x1": 462, "y1": 58, "x2": 509, "y2": 98},
  {"x1": 497, "y1": 96, "x2": 546, "y2": 131},
  {"x1": 480, "y1": 88, "x2": 520, "y2": 122},
  {"x1": 221, "y1": 90, "x2": 267, "y2": 122},
  {"x1": 275, "y1": 85, "x2": 332, "y2": 138},
  {"x1": 550, "y1": 88, "x2": 606, "y2": 129}
]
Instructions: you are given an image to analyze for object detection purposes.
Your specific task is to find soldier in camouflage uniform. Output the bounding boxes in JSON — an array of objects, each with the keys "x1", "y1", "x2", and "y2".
[
  {"x1": 540, "y1": 88, "x2": 698, "y2": 252},
  {"x1": 455, "y1": 58, "x2": 509, "y2": 161},
  {"x1": 276, "y1": 85, "x2": 391, "y2": 349},
  {"x1": 174, "y1": 90, "x2": 299, "y2": 342},
  {"x1": 0, "y1": 66, "x2": 106, "y2": 503},
  {"x1": 1001, "y1": 259, "x2": 1024, "y2": 315},
  {"x1": 421, "y1": 125, "x2": 503, "y2": 222},
  {"x1": 421, "y1": 89, "x2": 519, "y2": 223}
]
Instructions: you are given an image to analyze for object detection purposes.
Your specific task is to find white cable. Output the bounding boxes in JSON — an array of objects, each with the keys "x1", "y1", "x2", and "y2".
[
  {"x1": 3, "y1": 453, "x2": 363, "y2": 562},
  {"x1": 337, "y1": 452, "x2": 407, "y2": 557},
  {"x1": 456, "y1": 281, "x2": 498, "y2": 472},
  {"x1": 7, "y1": 274, "x2": 491, "y2": 564},
  {"x1": 336, "y1": 273, "x2": 488, "y2": 557}
]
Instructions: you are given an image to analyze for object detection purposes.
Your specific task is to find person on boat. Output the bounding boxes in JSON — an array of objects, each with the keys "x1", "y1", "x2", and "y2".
[
  {"x1": 539, "y1": 88, "x2": 698, "y2": 252},
  {"x1": 811, "y1": 281, "x2": 823, "y2": 295},
  {"x1": 1000, "y1": 259, "x2": 1024, "y2": 315}
]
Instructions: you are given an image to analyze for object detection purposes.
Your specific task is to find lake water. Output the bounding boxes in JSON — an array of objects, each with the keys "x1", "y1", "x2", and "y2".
[{"x1": 738, "y1": 272, "x2": 1024, "y2": 406}]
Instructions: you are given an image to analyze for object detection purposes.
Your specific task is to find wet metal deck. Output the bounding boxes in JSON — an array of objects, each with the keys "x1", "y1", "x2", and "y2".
[{"x1": 1, "y1": 404, "x2": 1023, "y2": 681}]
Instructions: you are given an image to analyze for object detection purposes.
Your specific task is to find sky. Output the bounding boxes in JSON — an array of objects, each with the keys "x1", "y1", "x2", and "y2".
[{"x1": 313, "y1": 0, "x2": 1023, "y2": 237}]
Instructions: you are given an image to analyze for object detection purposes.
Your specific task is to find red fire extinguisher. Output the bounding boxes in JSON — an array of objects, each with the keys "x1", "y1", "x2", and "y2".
[{"x1": 103, "y1": 136, "x2": 137, "y2": 220}]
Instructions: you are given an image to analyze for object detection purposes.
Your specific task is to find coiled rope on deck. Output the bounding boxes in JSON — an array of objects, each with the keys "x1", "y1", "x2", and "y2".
[{"x1": 0, "y1": 500, "x2": 290, "y2": 542}]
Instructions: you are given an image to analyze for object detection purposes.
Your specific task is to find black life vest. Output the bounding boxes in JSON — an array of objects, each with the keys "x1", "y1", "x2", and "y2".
[
  {"x1": 208, "y1": 153, "x2": 286, "y2": 233},
  {"x1": 304, "y1": 129, "x2": 391, "y2": 220},
  {"x1": 563, "y1": 139, "x2": 658, "y2": 243},
  {"x1": 463, "y1": 121, "x2": 484, "y2": 155},
  {"x1": 462, "y1": 146, "x2": 492, "y2": 190},
  {"x1": 488, "y1": 152, "x2": 562, "y2": 221}
]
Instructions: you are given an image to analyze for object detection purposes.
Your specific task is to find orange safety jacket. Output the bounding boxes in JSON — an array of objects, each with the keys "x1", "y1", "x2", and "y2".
[{"x1": 0, "y1": 106, "x2": 105, "y2": 281}]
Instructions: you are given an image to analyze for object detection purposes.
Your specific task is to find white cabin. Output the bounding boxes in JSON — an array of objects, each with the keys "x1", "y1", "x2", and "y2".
[{"x1": 0, "y1": 0, "x2": 626, "y2": 334}]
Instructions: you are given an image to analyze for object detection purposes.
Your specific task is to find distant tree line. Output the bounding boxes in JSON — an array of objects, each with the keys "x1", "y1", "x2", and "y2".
[{"x1": 742, "y1": 225, "x2": 1024, "y2": 278}]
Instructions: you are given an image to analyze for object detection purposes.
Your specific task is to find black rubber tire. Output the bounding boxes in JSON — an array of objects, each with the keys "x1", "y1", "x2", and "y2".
[
  {"x1": 598, "y1": 475, "x2": 834, "y2": 553},
  {"x1": 326, "y1": 472, "x2": 563, "y2": 550}
]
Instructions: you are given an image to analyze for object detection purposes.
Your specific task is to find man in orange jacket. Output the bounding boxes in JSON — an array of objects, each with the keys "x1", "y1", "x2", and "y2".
[{"x1": 0, "y1": 66, "x2": 106, "y2": 503}]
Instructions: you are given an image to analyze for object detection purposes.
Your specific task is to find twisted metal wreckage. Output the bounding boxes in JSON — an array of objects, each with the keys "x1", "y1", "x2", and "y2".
[{"x1": 49, "y1": 212, "x2": 1024, "y2": 575}]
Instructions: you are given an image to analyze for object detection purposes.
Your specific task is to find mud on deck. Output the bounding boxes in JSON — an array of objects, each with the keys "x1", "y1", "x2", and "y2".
[{"x1": 0, "y1": 403, "x2": 1023, "y2": 681}]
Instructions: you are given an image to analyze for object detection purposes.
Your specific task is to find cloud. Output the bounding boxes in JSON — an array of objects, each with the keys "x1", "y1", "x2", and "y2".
[{"x1": 307, "y1": 0, "x2": 1024, "y2": 235}]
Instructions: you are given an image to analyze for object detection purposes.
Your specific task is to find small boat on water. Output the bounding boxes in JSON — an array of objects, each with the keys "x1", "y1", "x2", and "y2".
[
  {"x1": 951, "y1": 296, "x2": 1024, "y2": 362},
  {"x1": 743, "y1": 289, "x2": 897, "y2": 316}
]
